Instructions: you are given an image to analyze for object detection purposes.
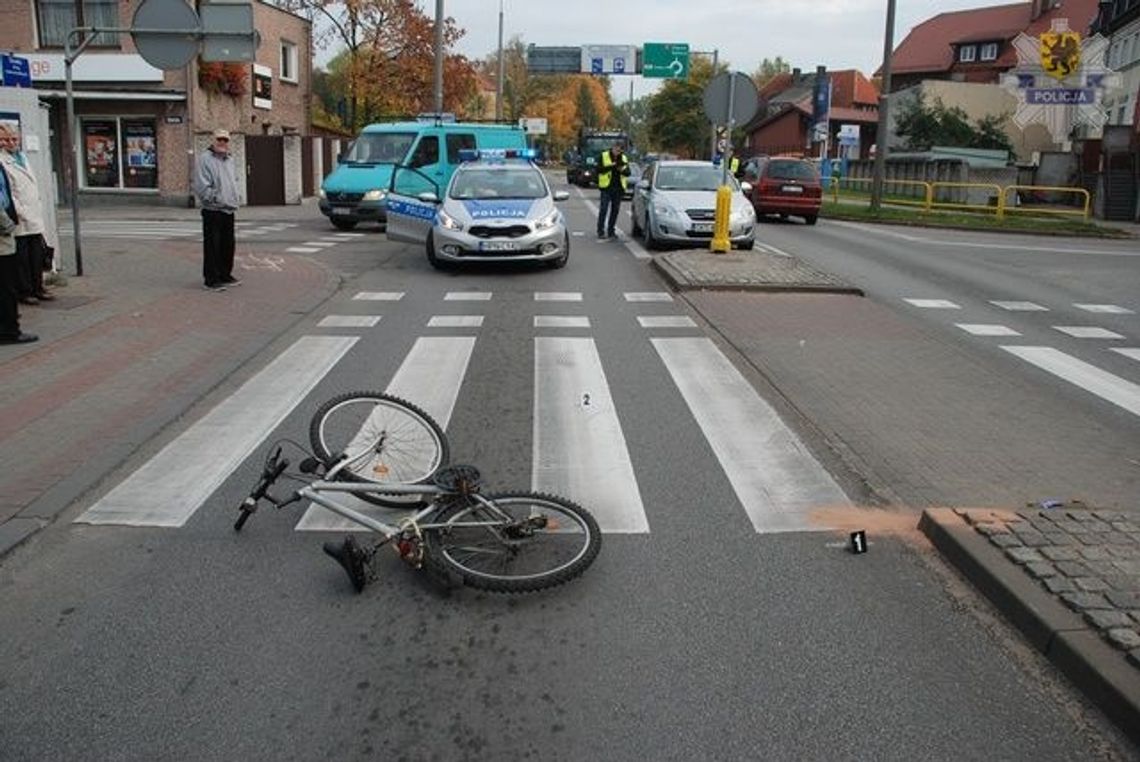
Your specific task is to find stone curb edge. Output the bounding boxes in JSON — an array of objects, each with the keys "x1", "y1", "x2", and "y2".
[
  {"x1": 822, "y1": 213, "x2": 1135, "y2": 240},
  {"x1": 650, "y1": 256, "x2": 865, "y2": 296},
  {"x1": 919, "y1": 508, "x2": 1140, "y2": 746}
]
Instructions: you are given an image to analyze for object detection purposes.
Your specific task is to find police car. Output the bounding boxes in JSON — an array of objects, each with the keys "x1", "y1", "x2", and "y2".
[{"x1": 385, "y1": 149, "x2": 571, "y2": 269}]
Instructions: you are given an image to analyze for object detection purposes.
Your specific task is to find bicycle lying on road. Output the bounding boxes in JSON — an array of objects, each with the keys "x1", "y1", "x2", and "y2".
[{"x1": 233, "y1": 391, "x2": 602, "y2": 594}]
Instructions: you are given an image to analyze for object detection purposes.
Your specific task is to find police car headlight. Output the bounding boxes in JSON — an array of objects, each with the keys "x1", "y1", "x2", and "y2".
[
  {"x1": 437, "y1": 209, "x2": 464, "y2": 231},
  {"x1": 362, "y1": 189, "x2": 387, "y2": 202},
  {"x1": 533, "y1": 210, "x2": 560, "y2": 230}
]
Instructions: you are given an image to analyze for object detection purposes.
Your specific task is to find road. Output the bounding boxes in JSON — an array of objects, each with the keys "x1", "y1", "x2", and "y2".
[{"x1": 1, "y1": 186, "x2": 1137, "y2": 760}]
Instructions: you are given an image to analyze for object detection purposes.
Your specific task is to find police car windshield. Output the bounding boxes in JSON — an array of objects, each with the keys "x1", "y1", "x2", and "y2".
[
  {"x1": 450, "y1": 167, "x2": 547, "y2": 200},
  {"x1": 654, "y1": 165, "x2": 739, "y2": 192},
  {"x1": 342, "y1": 133, "x2": 415, "y2": 164}
]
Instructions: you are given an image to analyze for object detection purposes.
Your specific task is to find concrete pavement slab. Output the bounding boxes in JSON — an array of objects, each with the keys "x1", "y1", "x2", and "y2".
[{"x1": 652, "y1": 248, "x2": 863, "y2": 294}]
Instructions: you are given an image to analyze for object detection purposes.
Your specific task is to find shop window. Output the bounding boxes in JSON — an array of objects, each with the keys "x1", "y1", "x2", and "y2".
[
  {"x1": 280, "y1": 41, "x2": 298, "y2": 83},
  {"x1": 81, "y1": 118, "x2": 158, "y2": 190},
  {"x1": 37, "y1": 0, "x2": 119, "y2": 48},
  {"x1": 958, "y1": 45, "x2": 976, "y2": 63}
]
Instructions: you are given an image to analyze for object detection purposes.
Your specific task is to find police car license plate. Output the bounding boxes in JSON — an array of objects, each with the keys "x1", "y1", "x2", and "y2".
[
  {"x1": 692, "y1": 223, "x2": 713, "y2": 233},
  {"x1": 479, "y1": 241, "x2": 517, "y2": 252}
]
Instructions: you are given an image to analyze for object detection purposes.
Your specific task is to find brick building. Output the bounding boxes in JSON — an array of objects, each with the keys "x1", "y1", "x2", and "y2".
[{"x1": 0, "y1": 0, "x2": 312, "y2": 205}]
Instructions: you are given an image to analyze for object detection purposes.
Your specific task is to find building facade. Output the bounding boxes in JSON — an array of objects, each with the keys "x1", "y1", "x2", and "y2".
[{"x1": 0, "y1": 0, "x2": 312, "y2": 205}]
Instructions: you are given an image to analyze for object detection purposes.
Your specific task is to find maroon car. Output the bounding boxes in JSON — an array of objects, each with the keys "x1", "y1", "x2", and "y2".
[{"x1": 741, "y1": 156, "x2": 822, "y2": 225}]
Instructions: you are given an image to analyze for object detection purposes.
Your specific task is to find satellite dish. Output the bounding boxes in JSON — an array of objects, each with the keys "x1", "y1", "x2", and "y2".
[{"x1": 131, "y1": 0, "x2": 200, "y2": 70}]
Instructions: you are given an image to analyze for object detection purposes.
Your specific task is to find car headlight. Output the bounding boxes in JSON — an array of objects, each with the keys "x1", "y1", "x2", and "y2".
[
  {"x1": 653, "y1": 204, "x2": 677, "y2": 218},
  {"x1": 318, "y1": 188, "x2": 326, "y2": 200},
  {"x1": 731, "y1": 206, "x2": 755, "y2": 223},
  {"x1": 534, "y1": 209, "x2": 560, "y2": 230},
  {"x1": 362, "y1": 189, "x2": 386, "y2": 202},
  {"x1": 437, "y1": 209, "x2": 464, "y2": 231}
]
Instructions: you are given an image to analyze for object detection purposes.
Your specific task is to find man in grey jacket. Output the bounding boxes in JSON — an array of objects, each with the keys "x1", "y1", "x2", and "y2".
[{"x1": 192, "y1": 128, "x2": 241, "y2": 291}]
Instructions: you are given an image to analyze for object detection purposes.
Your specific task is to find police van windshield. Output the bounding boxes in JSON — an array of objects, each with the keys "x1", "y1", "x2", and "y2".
[
  {"x1": 342, "y1": 132, "x2": 415, "y2": 164},
  {"x1": 450, "y1": 168, "x2": 548, "y2": 200}
]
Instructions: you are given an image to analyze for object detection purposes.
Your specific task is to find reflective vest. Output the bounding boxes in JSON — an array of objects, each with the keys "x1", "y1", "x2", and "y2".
[
  {"x1": 729, "y1": 156, "x2": 740, "y2": 175},
  {"x1": 598, "y1": 150, "x2": 628, "y2": 192}
]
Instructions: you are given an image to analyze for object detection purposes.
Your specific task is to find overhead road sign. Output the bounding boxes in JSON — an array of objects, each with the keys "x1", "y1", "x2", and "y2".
[
  {"x1": 581, "y1": 45, "x2": 636, "y2": 75},
  {"x1": 527, "y1": 46, "x2": 583, "y2": 74},
  {"x1": 519, "y1": 117, "x2": 548, "y2": 135},
  {"x1": 642, "y1": 42, "x2": 689, "y2": 79}
]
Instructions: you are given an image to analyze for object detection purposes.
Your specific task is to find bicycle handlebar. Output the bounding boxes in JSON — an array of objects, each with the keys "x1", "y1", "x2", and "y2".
[{"x1": 234, "y1": 451, "x2": 290, "y2": 531}]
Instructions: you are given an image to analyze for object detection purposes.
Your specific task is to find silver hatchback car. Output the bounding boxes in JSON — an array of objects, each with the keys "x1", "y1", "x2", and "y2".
[
  {"x1": 629, "y1": 160, "x2": 756, "y2": 250},
  {"x1": 386, "y1": 150, "x2": 571, "y2": 269}
]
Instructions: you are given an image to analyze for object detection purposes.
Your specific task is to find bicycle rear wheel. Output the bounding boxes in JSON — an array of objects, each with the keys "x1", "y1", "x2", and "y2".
[
  {"x1": 309, "y1": 392, "x2": 449, "y2": 508},
  {"x1": 425, "y1": 492, "x2": 601, "y2": 593}
]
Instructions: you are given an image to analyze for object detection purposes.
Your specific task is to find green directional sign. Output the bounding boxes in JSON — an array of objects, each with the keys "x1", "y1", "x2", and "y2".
[{"x1": 642, "y1": 42, "x2": 690, "y2": 79}]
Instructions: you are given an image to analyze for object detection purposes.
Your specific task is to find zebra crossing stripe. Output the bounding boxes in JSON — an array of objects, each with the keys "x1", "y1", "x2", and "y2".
[
  {"x1": 296, "y1": 337, "x2": 477, "y2": 531},
  {"x1": 638, "y1": 316, "x2": 696, "y2": 328},
  {"x1": 1003, "y1": 346, "x2": 1140, "y2": 418},
  {"x1": 533, "y1": 337, "x2": 649, "y2": 533},
  {"x1": 75, "y1": 336, "x2": 358, "y2": 527},
  {"x1": 652, "y1": 337, "x2": 849, "y2": 532},
  {"x1": 1112, "y1": 348, "x2": 1140, "y2": 363}
]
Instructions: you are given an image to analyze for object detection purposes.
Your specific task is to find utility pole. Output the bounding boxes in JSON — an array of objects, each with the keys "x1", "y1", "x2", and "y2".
[
  {"x1": 433, "y1": 0, "x2": 444, "y2": 113},
  {"x1": 870, "y1": 0, "x2": 897, "y2": 212},
  {"x1": 495, "y1": 0, "x2": 504, "y2": 120}
]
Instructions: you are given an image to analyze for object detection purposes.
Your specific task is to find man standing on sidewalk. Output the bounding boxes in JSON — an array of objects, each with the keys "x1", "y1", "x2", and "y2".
[
  {"x1": 192, "y1": 129, "x2": 241, "y2": 291},
  {"x1": 0, "y1": 122, "x2": 55, "y2": 305},
  {"x1": 595, "y1": 140, "x2": 630, "y2": 240},
  {"x1": 0, "y1": 161, "x2": 35, "y2": 344}
]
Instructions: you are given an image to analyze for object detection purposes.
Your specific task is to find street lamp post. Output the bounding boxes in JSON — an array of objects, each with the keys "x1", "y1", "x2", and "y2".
[
  {"x1": 433, "y1": 0, "x2": 444, "y2": 113},
  {"x1": 870, "y1": 0, "x2": 897, "y2": 212},
  {"x1": 496, "y1": 0, "x2": 504, "y2": 121}
]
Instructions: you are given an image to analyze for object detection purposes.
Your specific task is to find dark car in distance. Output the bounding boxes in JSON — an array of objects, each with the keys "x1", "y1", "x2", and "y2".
[{"x1": 740, "y1": 156, "x2": 822, "y2": 225}]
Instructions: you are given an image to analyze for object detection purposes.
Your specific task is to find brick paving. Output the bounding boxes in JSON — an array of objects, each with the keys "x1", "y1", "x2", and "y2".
[{"x1": 653, "y1": 248, "x2": 863, "y2": 294}]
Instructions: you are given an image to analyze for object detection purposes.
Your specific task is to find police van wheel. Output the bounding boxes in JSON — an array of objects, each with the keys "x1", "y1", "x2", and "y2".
[{"x1": 331, "y1": 218, "x2": 357, "y2": 231}]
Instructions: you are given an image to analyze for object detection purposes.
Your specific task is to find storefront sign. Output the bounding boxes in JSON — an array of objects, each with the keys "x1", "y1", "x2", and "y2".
[
  {"x1": 25, "y1": 53, "x2": 164, "y2": 83},
  {"x1": 253, "y1": 64, "x2": 272, "y2": 110}
]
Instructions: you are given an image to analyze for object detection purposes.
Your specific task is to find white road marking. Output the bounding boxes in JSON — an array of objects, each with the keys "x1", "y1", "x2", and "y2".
[
  {"x1": 535, "y1": 292, "x2": 583, "y2": 302},
  {"x1": 1053, "y1": 326, "x2": 1125, "y2": 339},
  {"x1": 955, "y1": 324, "x2": 1021, "y2": 336},
  {"x1": 991, "y1": 301, "x2": 1048, "y2": 311},
  {"x1": 331, "y1": 233, "x2": 365, "y2": 238},
  {"x1": 1112, "y1": 348, "x2": 1140, "y2": 363},
  {"x1": 1074, "y1": 304, "x2": 1134, "y2": 314},
  {"x1": 534, "y1": 316, "x2": 590, "y2": 328},
  {"x1": 533, "y1": 337, "x2": 649, "y2": 533},
  {"x1": 286, "y1": 247, "x2": 321, "y2": 253},
  {"x1": 638, "y1": 316, "x2": 697, "y2": 328},
  {"x1": 318, "y1": 316, "x2": 381, "y2": 328},
  {"x1": 302, "y1": 241, "x2": 337, "y2": 248},
  {"x1": 624, "y1": 292, "x2": 673, "y2": 302},
  {"x1": 444, "y1": 292, "x2": 492, "y2": 301},
  {"x1": 578, "y1": 190, "x2": 650, "y2": 259},
  {"x1": 904, "y1": 299, "x2": 961, "y2": 309},
  {"x1": 828, "y1": 220, "x2": 1140, "y2": 256},
  {"x1": 428, "y1": 316, "x2": 484, "y2": 327},
  {"x1": 353, "y1": 292, "x2": 405, "y2": 301},
  {"x1": 297, "y1": 336, "x2": 477, "y2": 532},
  {"x1": 1002, "y1": 346, "x2": 1140, "y2": 418},
  {"x1": 755, "y1": 241, "x2": 794, "y2": 258},
  {"x1": 652, "y1": 337, "x2": 850, "y2": 532},
  {"x1": 76, "y1": 336, "x2": 358, "y2": 527}
]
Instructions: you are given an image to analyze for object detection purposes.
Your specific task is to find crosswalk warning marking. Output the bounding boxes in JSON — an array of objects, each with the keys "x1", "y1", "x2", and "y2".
[
  {"x1": 534, "y1": 316, "x2": 590, "y2": 328},
  {"x1": 353, "y1": 292, "x2": 405, "y2": 301},
  {"x1": 1003, "y1": 346, "x2": 1140, "y2": 418},
  {"x1": 624, "y1": 292, "x2": 673, "y2": 302},
  {"x1": 445, "y1": 292, "x2": 492, "y2": 301},
  {"x1": 535, "y1": 292, "x2": 583, "y2": 302},
  {"x1": 638, "y1": 316, "x2": 696, "y2": 329},
  {"x1": 1074, "y1": 304, "x2": 1134, "y2": 314},
  {"x1": 318, "y1": 316, "x2": 382, "y2": 328},
  {"x1": 990, "y1": 301, "x2": 1048, "y2": 311},
  {"x1": 428, "y1": 316, "x2": 484, "y2": 327},
  {"x1": 653, "y1": 337, "x2": 850, "y2": 533},
  {"x1": 955, "y1": 324, "x2": 1020, "y2": 336},
  {"x1": 904, "y1": 299, "x2": 961, "y2": 309},
  {"x1": 1112, "y1": 348, "x2": 1140, "y2": 363},
  {"x1": 286, "y1": 247, "x2": 320, "y2": 254},
  {"x1": 533, "y1": 337, "x2": 649, "y2": 533},
  {"x1": 1053, "y1": 326, "x2": 1125, "y2": 339},
  {"x1": 75, "y1": 336, "x2": 358, "y2": 527}
]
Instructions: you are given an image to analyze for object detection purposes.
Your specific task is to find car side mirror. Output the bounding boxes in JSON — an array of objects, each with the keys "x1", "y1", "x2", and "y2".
[
  {"x1": 637, "y1": 179, "x2": 650, "y2": 190},
  {"x1": 740, "y1": 182, "x2": 752, "y2": 193},
  {"x1": 553, "y1": 190, "x2": 570, "y2": 201},
  {"x1": 417, "y1": 191, "x2": 440, "y2": 204}
]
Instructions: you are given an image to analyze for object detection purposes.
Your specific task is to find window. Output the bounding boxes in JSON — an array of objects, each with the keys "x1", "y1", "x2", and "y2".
[
  {"x1": 80, "y1": 117, "x2": 158, "y2": 190},
  {"x1": 36, "y1": 0, "x2": 118, "y2": 48},
  {"x1": 409, "y1": 136, "x2": 439, "y2": 168},
  {"x1": 280, "y1": 41, "x2": 298, "y2": 83},
  {"x1": 958, "y1": 45, "x2": 977, "y2": 63},
  {"x1": 445, "y1": 133, "x2": 476, "y2": 163},
  {"x1": 980, "y1": 43, "x2": 999, "y2": 61}
]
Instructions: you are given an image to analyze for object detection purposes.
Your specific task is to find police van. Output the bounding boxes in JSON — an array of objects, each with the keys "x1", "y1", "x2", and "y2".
[{"x1": 318, "y1": 115, "x2": 527, "y2": 230}]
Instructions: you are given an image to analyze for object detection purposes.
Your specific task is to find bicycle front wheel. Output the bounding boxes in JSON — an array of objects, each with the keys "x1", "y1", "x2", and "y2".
[
  {"x1": 309, "y1": 392, "x2": 449, "y2": 508},
  {"x1": 425, "y1": 492, "x2": 601, "y2": 593}
]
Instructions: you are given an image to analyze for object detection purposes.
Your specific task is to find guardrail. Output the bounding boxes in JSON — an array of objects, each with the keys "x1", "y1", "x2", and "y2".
[{"x1": 832, "y1": 177, "x2": 1091, "y2": 222}]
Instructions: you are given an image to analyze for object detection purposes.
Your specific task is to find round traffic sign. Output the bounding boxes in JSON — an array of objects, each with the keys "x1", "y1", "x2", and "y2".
[
  {"x1": 131, "y1": 0, "x2": 200, "y2": 70},
  {"x1": 702, "y1": 71, "x2": 760, "y2": 127}
]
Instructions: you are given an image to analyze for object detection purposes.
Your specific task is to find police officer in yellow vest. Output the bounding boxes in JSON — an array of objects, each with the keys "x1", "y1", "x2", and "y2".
[
  {"x1": 729, "y1": 155, "x2": 740, "y2": 177},
  {"x1": 596, "y1": 140, "x2": 630, "y2": 240}
]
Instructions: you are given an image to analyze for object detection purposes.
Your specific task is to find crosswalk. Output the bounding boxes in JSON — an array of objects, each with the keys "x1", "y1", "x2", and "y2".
[
  {"x1": 75, "y1": 290, "x2": 852, "y2": 535},
  {"x1": 59, "y1": 220, "x2": 308, "y2": 241},
  {"x1": 904, "y1": 295, "x2": 1140, "y2": 419}
]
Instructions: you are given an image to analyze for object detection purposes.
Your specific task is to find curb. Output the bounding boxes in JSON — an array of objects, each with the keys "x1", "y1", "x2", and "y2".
[
  {"x1": 650, "y1": 255, "x2": 865, "y2": 296},
  {"x1": 821, "y1": 213, "x2": 1135, "y2": 240},
  {"x1": 919, "y1": 508, "x2": 1140, "y2": 746}
]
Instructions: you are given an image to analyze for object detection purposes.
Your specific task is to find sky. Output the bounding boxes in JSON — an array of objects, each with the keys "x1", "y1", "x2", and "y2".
[{"x1": 428, "y1": 0, "x2": 1027, "y2": 102}]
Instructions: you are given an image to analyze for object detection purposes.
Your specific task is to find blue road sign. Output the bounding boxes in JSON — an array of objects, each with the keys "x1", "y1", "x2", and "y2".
[
  {"x1": 591, "y1": 58, "x2": 603, "y2": 74},
  {"x1": 614, "y1": 57, "x2": 625, "y2": 73},
  {"x1": 1, "y1": 55, "x2": 32, "y2": 88}
]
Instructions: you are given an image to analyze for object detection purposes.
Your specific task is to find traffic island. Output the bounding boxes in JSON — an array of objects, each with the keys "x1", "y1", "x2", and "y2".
[
  {"x1": 651, "y1": 248, "x2": 864, "y2": 295},
  {"x1": 920, "y1": 507, "x2": 1140, "y2": 746}
]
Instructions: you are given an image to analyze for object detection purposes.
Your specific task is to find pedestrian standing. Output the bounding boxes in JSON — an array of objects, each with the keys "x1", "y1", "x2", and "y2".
[
  {"x1": 595, "y1": 140, "x2": 630, "y2": 240},
  {"x1": 192, "y1": 128, "x2": 242, "y2": 291},
  {"x1": 0, "y1": 161, "x2": 35, "y2": 344},
  {"x1": 0, "y1": 123, "x2": 54, "y2": 304}
]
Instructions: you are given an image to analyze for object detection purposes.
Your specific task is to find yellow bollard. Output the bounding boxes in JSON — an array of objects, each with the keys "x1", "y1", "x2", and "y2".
[{"x1": 710, "y1": 185, "x2": 731, "y2": 253}]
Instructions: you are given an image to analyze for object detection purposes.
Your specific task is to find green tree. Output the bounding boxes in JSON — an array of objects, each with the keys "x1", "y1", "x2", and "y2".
[
  {"x1": 577, "y1": 80, "x2": 600, "y2": 128},
  {"x1": 895, "y1": 91, "x2": 1013, "y2": 153},
  {"x1": 646, "y1": 56, "x2": 724, "y2": 158},
  {"x1": 612, "y1": 94, "x2": 652, "y2": 153},
  {"x1": 751, "y1": 56, "x2": 791, "y2": 89}
]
